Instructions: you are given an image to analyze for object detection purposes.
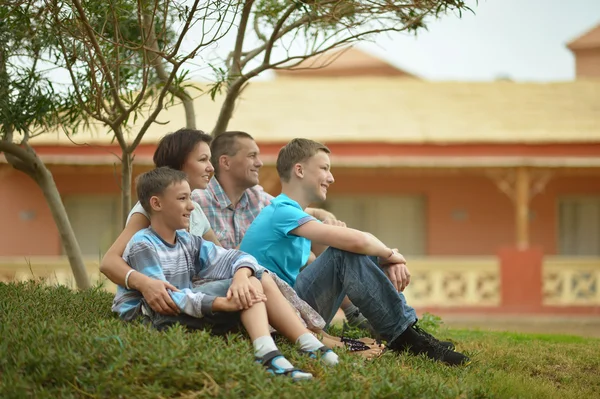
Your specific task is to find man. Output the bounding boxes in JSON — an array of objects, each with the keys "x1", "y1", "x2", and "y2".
[
  {"x1": 239, "y1": 138, "x2": 470, "y2": 366},
  {"x1": 192, "y1": 131, "x2": 371, "y2": 330}
]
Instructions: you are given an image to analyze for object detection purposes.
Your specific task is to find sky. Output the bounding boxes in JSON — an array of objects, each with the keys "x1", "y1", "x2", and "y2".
[
  {"x1": 363, "y1": 0, "x2": 600, "y2": 81},
  {"x1": 184, "y1": 0, "x2": 600, "y2": 83},
  {"x1": 46, "y1": 0, "x2": 600, "y2": 86}
]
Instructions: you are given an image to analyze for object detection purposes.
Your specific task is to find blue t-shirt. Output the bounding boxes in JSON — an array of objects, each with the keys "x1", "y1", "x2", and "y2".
[{"x1": 240, "y1": 194, "x2": 316, "y2": 286}]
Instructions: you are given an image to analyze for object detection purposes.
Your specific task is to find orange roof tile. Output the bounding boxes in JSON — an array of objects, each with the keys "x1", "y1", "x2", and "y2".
[
  {"x1": 568, "y1": 23, "x2": 600, "y2": 50},
  {"x1": 24, "y1": 79, "x2": 600, "y2": 146},
  {"x1": 275, "y1": 47, "x2": 418, "y2": 78}
]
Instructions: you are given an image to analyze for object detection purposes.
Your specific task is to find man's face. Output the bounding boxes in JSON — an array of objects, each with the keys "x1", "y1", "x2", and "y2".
[
  {"x1": 300, "y1": 150, "x2": 334, "y2": 203},
  {"x1": 152, "y1": 180, "x2": 195, "y2": 231},
  {"x1": 227, "y1": 137, "x2": 263, "y2": 188}
]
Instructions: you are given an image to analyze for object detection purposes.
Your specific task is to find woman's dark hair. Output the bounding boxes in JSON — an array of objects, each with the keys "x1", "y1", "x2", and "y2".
[{"x1": 153, "y1": 128, "x2": 212, "y2": 170}]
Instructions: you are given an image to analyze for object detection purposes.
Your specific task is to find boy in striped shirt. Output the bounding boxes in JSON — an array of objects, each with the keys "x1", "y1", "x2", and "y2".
[{"x1": 112, "y1": 167, "x2": 338, "y2": 380}]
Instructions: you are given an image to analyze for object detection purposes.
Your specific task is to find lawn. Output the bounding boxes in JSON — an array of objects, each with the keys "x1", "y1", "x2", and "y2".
[{"x1": 1, "y1": 281, "x2": 598, "y2": 399}]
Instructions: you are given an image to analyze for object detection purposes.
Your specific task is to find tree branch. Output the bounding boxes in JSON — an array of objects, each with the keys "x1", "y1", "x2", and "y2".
[
  {"x1": 69, "y1": 0, "x2": 127, "y2": 114},
  {"x1": 230, "y1": 0, "x2": 255, "y2": 77},
  {"x1": 0, "y1": 140, "x2": 37, "y2": 171},
  {"x1": 141, "y1": 3, "x2": 196, "y2": 129},
  {"x1": 240, "y1": 11, "x2": 313, "y2": 70},
  {"x1": 167, "y1": 0, "x2": 201, "y2": 59},
  {"x1": 262, "y1": 3, "x2": 297, "y2": 66}
]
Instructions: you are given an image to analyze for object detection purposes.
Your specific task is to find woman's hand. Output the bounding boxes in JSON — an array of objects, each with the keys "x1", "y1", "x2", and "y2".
[{"x1": 138, "y1": 277, "x2": 181, "y2": 315}]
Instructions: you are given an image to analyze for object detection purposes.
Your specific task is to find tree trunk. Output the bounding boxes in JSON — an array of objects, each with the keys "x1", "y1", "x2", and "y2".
[
  {"x1": 121, "y1": 150, "x2": 133, "y2": 227},
  {"x1": 34, "y1": 161, "x2": 91, "y2": 290},
  {"x1": 181, "y1": 94, "x2": 196, "y2": 129},
  {"x1": 212, "y1": 81, "x2": 243, "y2": 137}
]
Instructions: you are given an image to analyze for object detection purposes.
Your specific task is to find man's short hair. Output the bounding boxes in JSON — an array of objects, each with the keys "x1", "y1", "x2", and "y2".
[
  {"x1": 210, "y1": 131, "x2": 255, "y2": 176},
  {"x1": 136, "y1": 167, "x2": 188, "y2": 214},
  {"x1": 276, "y1": 138, "x2": 330, "y2": 182},
  {"x1": 153, "y1": 128, "x2": 212, "y2": 170}
]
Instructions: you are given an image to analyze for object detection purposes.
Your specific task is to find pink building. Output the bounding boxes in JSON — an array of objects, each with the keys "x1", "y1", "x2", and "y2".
[{"x1": 1, "y1": 29, "x2": 599, "y2": 316}]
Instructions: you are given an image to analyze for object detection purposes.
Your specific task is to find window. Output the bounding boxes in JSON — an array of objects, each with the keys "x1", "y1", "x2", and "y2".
[
  {"x1": 326, "y1": 195, "x2": 427, "y2": 256},
  {"x1": 558, "y1": 197, "x2": 600, "y2": 256},
  {"x1": 63, "y1": 195, "x2": 120, "y2": 257}
]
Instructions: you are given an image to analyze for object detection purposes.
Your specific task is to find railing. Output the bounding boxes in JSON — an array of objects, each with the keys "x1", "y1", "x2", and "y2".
[
  {"x1": 403, "y1": 257, "x2": 500, "y2": 307},
  {"x1": 1, "y1": 256, "x2": 599, "y2": 308},
  {"x1": 0, "y1": 257, "x2": 117, "y2": 293},
  {"x1": 543, "y1": 257, "x2": 600, "y2": 306}
]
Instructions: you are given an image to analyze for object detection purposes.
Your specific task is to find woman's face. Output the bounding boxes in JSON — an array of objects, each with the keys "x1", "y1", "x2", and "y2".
[{"x1": 181, "y1": 141, "x2": 214, "y2": 190}]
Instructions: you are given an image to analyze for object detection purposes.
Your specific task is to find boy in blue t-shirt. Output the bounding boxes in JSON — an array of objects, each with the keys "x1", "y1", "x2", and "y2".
[
  {"x1": 240, "y1": 139, "x2": 470, "y2": 366},
  {"x1": 113, "y1": 167, "x2": 339, "y2": 381}
]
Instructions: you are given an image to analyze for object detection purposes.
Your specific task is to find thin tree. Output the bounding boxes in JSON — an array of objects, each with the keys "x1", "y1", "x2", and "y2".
[
  {"x1": 210, "y1": 0, "x2": 475, "y2": 135},
  {"x1": 48, "y1": 0, "x2": 238, "y2": 223},
  {"x1": 0, "y1": 2, "x2": 90, "y2": 289}
]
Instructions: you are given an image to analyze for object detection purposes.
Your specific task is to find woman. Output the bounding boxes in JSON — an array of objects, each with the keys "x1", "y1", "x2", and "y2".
[{"x1": 101, "y1": 129, "x2": 219, "y2": 315}]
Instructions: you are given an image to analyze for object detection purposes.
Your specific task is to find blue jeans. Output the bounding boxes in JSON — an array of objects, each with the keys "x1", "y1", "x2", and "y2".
[{"x1": 294, "y1": 248, "x2": 417, "y2": 343}]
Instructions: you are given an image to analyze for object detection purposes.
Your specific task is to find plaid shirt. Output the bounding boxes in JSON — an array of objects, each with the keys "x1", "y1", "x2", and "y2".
[{"x1": 192, "y1": 178, "x2": 273, "y2": 249}]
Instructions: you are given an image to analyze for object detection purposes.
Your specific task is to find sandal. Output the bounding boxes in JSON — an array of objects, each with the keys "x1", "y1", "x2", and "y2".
[
  {"x1": 256, "y1": 350, "x2": 313, "y2": 381},
  {"x1": 300, "y1": 345, "x2": 339, "y2": 366},
  {"x1": 340, "y1": 336, "x2": 375, "y2": 352}
]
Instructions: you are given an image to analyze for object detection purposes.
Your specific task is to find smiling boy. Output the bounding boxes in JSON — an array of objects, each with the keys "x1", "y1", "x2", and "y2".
[
  {"x1": 112, "y1": 167, "x2": 339, "y2": 380},
  {"x1": 240, "y1": 139, "x2": 470, "y2": 366}
]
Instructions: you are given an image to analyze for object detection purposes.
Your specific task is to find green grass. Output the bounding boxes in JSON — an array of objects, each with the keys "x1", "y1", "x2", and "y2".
[{"x1": 1, "y1": 281, "x2": 599, "y2": 399}]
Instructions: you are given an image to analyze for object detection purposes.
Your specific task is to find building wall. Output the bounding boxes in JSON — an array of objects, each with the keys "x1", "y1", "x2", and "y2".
[
  {"x1": 0, "y1": 166, "x2": 143, "y2": 257},
  {"x1": 574, "y1": 48, "x2": 600, "y2": 78},
  {"x1": 328, "y1": 170, "x2": 600, "y2": 256},
  {"x1": 0, "y1": 167, "x2": 60, "y2": 256},
  {"x1": 1, "y1": 165, "x2": 600, "y2": 257}
]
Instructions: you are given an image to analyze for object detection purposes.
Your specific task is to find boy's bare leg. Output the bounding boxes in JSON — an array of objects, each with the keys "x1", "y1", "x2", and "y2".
[
  {"x1": 260, "y1": 273, "x2": 339, "y2": 366},
  {"x1": 242, "y1": 277, "x2": 313, "y2": 380},
  {"x1": 259, "y1": 273, "x2": 310, "y2": 341},
  {"x1": 239, "y1": 278, "x2": 271, "y2": 340}
]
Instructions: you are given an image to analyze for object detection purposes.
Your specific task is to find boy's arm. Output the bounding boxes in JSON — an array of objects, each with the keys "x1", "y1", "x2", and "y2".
[
  {"x1": 292, "y1": 222, "x2": 410, "y2": 291},
  {"x1": 292, "y1": 221, "x2": 405, "y2": 264},
  {"x1": 193, "y1": 237, "x2": 267, "y2": 309},
  {"x1": 127, "y1": 240, "x2": 217, "y2": 318}
]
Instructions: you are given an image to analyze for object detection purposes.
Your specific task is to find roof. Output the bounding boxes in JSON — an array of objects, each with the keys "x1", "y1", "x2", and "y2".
[
  {"x1": 567, "y1": 23, "x2": 600, "y2": 50},
  {"x1": 29, "y1": 79, "x2": 600, "y2": 146},
  {"x1": 274, "y1": 47, "x2": 418, "y2": 78}
]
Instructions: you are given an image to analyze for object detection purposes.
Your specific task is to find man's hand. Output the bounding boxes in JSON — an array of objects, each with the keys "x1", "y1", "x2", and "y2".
[
  {"x1": 139, "y1": 279, "x2": 181, "y2": 315},
  {"x1": 227, "y1": 269, "x2": 267, "y2": 309},
  {"x1": 323, "y1": 218, "x2": 347, "y2": 228},
  {"x1": 383, "y1": 263, "x2": 411, "y2": 292}
]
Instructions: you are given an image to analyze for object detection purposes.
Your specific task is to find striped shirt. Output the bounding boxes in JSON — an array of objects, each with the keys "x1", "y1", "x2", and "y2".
[
  {"x1": 112, "y1": 227, "x2": 263, "y2": 320},
  {"x1": 192, "y1": 178, "x2": 272, "y2": 249}
]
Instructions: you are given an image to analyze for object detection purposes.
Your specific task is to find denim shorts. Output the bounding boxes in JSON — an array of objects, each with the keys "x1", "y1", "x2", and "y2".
[{"x1": 141, "y1": 278, "x2": 241, "y2": 335}]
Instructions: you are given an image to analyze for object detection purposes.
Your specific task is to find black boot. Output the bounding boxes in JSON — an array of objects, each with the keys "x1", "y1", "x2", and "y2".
[
  {"x1": 412, "y1": 324, "x2": 456, "y2": 350},
  {"x1": 389, "y1": 325, "x2": 470, "y2": 366}
]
